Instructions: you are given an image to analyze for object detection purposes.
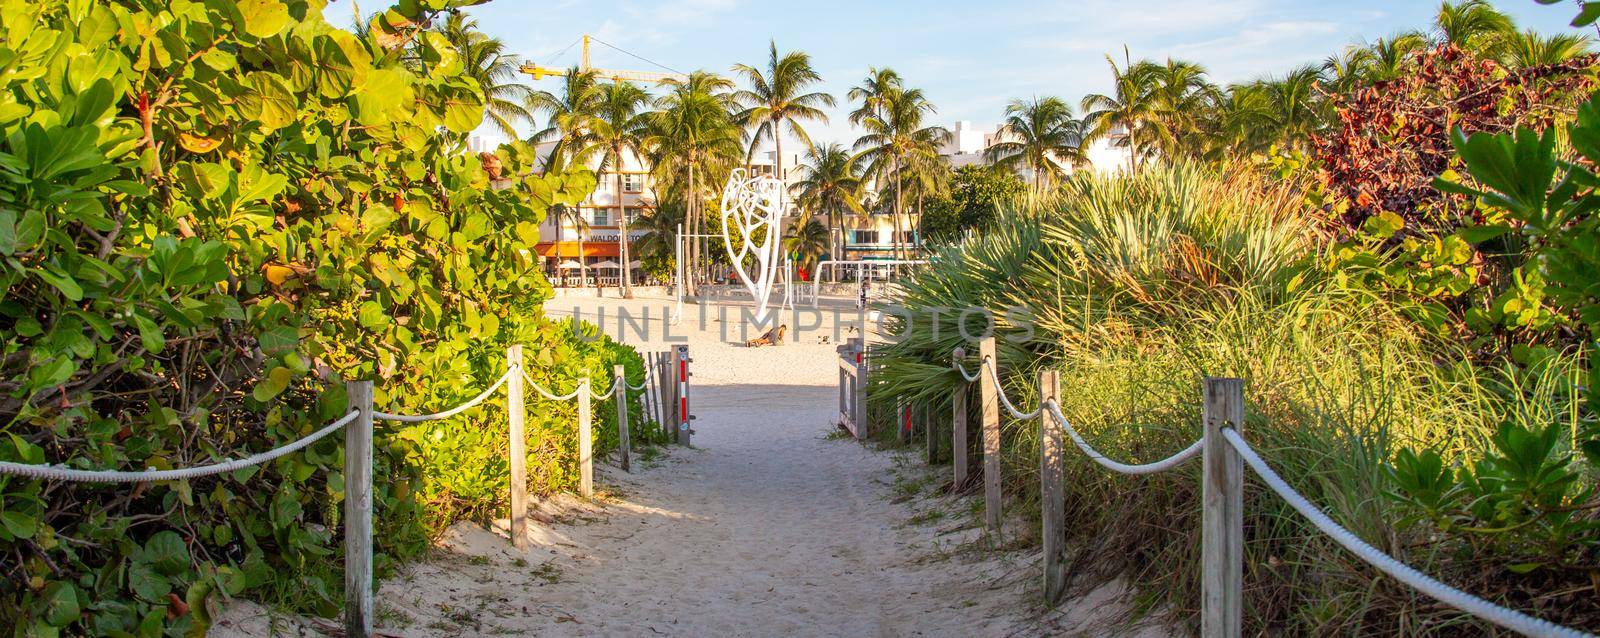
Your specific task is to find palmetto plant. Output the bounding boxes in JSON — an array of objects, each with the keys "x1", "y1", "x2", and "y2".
[
  {"x1": 582, "y1": 81, "x2": 652, "y2": 297},
  {"x1": 793, "y1": 142, "x2": 866, "y2": 263},
  {"x1": 984, "y1": 96, "x2": 1086, "y2": 191},
  {"x1": 871, "y1": 164, "x2": 1594, "y2": 633}
]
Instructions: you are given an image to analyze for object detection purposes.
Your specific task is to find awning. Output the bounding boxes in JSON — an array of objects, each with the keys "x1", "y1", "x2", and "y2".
[{"x1": 536, "y1": 242, "x2": 620, "y2": 258}]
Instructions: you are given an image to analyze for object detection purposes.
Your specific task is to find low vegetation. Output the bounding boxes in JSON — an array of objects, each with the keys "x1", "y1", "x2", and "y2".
[
  {"x1": 0, "y1": 1, "x2": 652, "y2": 634},
  {"x1": 870, "y1": 164, "x2": 1598, "y2": 633}
]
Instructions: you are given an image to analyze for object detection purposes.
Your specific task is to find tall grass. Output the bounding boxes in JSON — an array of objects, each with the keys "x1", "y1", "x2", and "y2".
[{"x1": 869, "y1": 164, "x2": 1595, "y2": 633}]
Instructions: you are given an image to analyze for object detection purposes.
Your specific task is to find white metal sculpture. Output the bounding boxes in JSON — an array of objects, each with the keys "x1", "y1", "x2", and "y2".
[{"x1": 719, "y1": 168, "x2": 787, "y2": 324}]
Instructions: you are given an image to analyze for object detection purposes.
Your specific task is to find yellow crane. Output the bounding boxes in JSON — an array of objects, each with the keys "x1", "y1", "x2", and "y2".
[{"x1": 520, "y1": 34, "x2": 688, "y2": 84}]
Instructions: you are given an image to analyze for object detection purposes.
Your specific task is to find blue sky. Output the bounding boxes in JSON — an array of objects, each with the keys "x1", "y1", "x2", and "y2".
[{"x1": 324, "y1": 0, "x2": 1587, "y2": 148}]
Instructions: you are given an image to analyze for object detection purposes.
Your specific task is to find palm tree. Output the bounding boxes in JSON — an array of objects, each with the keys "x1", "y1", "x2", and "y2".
[
  {"x1": 530, "y1": 68, "x2": 602, "y2": 170},
  {"x1": 1322, "y1": 46, "x2": 1374, "y2": 95},
  {"x1": 582, "y1": 81, "x2": 652, "y2": 297},
  {"x1": 436, "y1": 13, "x2": 536, "y2": 139},
  {"x1": 853, "y1": 83, "x2": 949, "y2": 261},
  {"x1": 1142, "y1": 59, "x2": 1220, "y2": 163},
  {"x1": 1363, "y1": 32, "x2": 1429, "y2": 82},
  {"x1": 1220, "y1": 65, "x2": 1325, "y2": 156},
  {"x1": 731, "y1": 41, "x2": 836, "y2": 182},
  {"x1": 793, "y1": 143, "x2": 866, "y2": 265},
  {"x1": 984, "y1": 96, "x2": 1086, "y2": 190},
  {"x1": 647, "y1": 71, "x2": 743, "y2": 295},
  {"x1": 847, "y1": 67, "x2": 903, "y2": 126},
  {"x1": 1081, "y1": 48, "x2": 1155, "y2": 174},
  {"x1": 784, "y1": 218, "x2": 830, "y2": 275},
  {"x1": 1495, "y1": 30, "x2": 1592, "y2": 70},
  {"x1": 1436, "y1": 0, "x2": 1514, "y2": 53},
  {"x1": 551, "y1": 203, "x2": 590, "y2": 287},
  {"x1": 632, "y1": 201, "x2": 685, "y2": 282}
]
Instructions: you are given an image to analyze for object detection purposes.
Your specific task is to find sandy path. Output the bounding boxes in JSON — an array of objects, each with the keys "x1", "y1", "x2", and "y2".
[{"x1": 216, "y1": 292, "x2": 1163, "y2": 637}]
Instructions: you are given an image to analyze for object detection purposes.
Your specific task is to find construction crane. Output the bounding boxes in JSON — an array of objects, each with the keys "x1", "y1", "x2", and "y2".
[{"x1": 520, "y1": 34, "x2": 688, "y2": 85}]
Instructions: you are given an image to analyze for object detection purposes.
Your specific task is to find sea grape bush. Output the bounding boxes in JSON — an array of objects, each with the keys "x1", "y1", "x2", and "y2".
[
  {"x1": 1312, "y1": 44, "x2": 1598, "y2": 357},
  {"x1": 0, "y1": 0, "x2": 642, "y2": 634}
]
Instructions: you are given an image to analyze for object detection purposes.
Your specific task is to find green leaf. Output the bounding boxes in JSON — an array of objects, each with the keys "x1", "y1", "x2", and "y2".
[
  {"x1": 40, "y1": 582, "x2": 80, "y2": 627},
  {"x1": 0, "y1": 510, "x2": 38, "y2": 539},
  {"x1": 1457, "y1": 224, "x2": 1511, "y2": 245},
  {"x1": 243, "y1": 72, "x2": 297, "y2": 130},
  {"x1": 130, "y1": 313, "x2": 165, "y2": 354},
  {"x1": 142, "y1": 530, "x2": 189, "y2": 575},
  {"x1": 237, "y1": 0, "x2": 291, "y2": 38},
  {"x1": 270, "y1": 489, "x2": 301, "y2": 529},
  {"x1": 257, "y1": 324, "x2": 299, "y2": 355},
  {"x1": 1363, "y1": 211, "x2": 1404, "y2": 239},
  {"x1": 353, "y1": 67, "x2": 413, "y2": 125},
  {"x1": 126, "y1": 561, "x2": 169, "y2": 602},
  {"x1": 34, "y1": 267, "x2": 83, "y2": 301},
  {"x1": 357, "y1": 301, "x2": 388, "y2": 330},
  {"x1": 251, "y1": 366, "x2": 292, "y2": 401}
]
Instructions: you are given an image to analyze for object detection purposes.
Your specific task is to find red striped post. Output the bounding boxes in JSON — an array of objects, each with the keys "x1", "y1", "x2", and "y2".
[{"x1": 675, "y1": 345, "x2": 691, "y2": 446}]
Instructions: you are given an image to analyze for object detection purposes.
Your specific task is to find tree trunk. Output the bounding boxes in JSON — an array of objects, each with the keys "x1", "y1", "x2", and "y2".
[
  {"x1": 686, "y1": 161, "x2": 696, "y2": 297},
  {"x1": 577, "y1": 211, "x2": 588, "y2": 289},
  {"x1": 773, "y1": 120, "x2": 790, "y2": 282},
  {"x1": 616, "y1": 149, "x2": 634, "y2": 299},
  {"x1": 892, "y1": 153, "x2": 904, "y2": 262}
]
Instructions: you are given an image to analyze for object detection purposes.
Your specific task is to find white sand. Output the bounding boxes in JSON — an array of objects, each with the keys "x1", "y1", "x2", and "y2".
[{"x1": 214, "y1": 292, "x2": 1172, "y2": 637}]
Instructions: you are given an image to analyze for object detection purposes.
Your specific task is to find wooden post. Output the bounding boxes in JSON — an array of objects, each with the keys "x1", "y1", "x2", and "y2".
[
  {"x1": 853, "y1": 340, "x2": 867, "y2": 439},
  {"x1": 897, "y1": 399, "x2": 909, "y2": 444},
  {"x1": 579, "y1": 378, "x2": 593, "y2": 498},
  {"x1": 979, "y1": 336, "x2": 1001, "y2": 536},
  {"x1": 343, "y1": 380, "x2": 374, "y2": 638},
  {"x1": 507, "y1": 346, "x2": 527, "y2": 549},
  {"x1": 655, "y1": 353, "x2": 674, "y2": 441},
  {"x1": 614, "y1": 364, "x2": 630, "y2": 472},
  {"x1": 838, "y1": 351, "x2": 849, "y2": 427},
  {"x1": 1202, "y1": 378, "x2": 1245, "y2": 637},
  {"x1": 641, "y1": 352, "x2": 656, "y2": 440},
  {"x1": 1039, "y1": 369, "x2": 1067, "y2": 603},
  {"x1": 953, "y1": 347, "x2": 968, "y2": 489},
  {"x1": 674, "y1": 345, "x2": 691, "y2": 446}
]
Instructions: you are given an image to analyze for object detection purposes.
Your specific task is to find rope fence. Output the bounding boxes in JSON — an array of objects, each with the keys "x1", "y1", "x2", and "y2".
[
  {"x1": 843, "y1": 335, "x2": 1593, "y2": 638},
  {"x1": 0, "y1": 344, "x2": 688, "y2": 638}
]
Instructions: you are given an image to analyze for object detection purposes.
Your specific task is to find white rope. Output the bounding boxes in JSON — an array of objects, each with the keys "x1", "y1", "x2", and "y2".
[
  {"x1": 1042, "y1": 400, "x2": 1202, "y2": 475},
  {"x1": 374, "y1": 367, "x2": 515, "y2": 422},
  {"x1": 627, "y1": 381, "x2": 648, "y2": 391},
  {"x1": 982, "y1": 358, "x2": 1041, "y2": 420},
  {"x1": 0, "y1": 411, "x2": 360, "y2": 482},
  {"x1": 954, "y1": 358, "x2": 981, "y2": 382},
  {"x1": 591, "y1": 381, "x2": 616, "y2": 401},
  {"x1": 1221, "y1": 428, "x2": 1595, "y2": 638},
  {"x1": 524, "y1": 370, "x2": 582, "y2": 401}
]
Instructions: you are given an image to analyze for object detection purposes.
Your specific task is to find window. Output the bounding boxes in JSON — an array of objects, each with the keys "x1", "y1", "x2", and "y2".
[
  {"x1": 626, "y1": 207, "x2": 642, "y2": 225},
  {"x1": 852, "y1": 230, "x2": 877, "y2": 244},
  {"x1": 622, "y1": 173, "x2": 645, "y2": 192},
  {"x1": 590, "y1": 208, "x2": 609, "y2": 226}
]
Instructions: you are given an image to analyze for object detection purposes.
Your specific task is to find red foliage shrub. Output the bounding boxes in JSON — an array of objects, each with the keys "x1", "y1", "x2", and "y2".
[{"x1": 1313, "y1": 45, "x2": 1597, "y2": 232}]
